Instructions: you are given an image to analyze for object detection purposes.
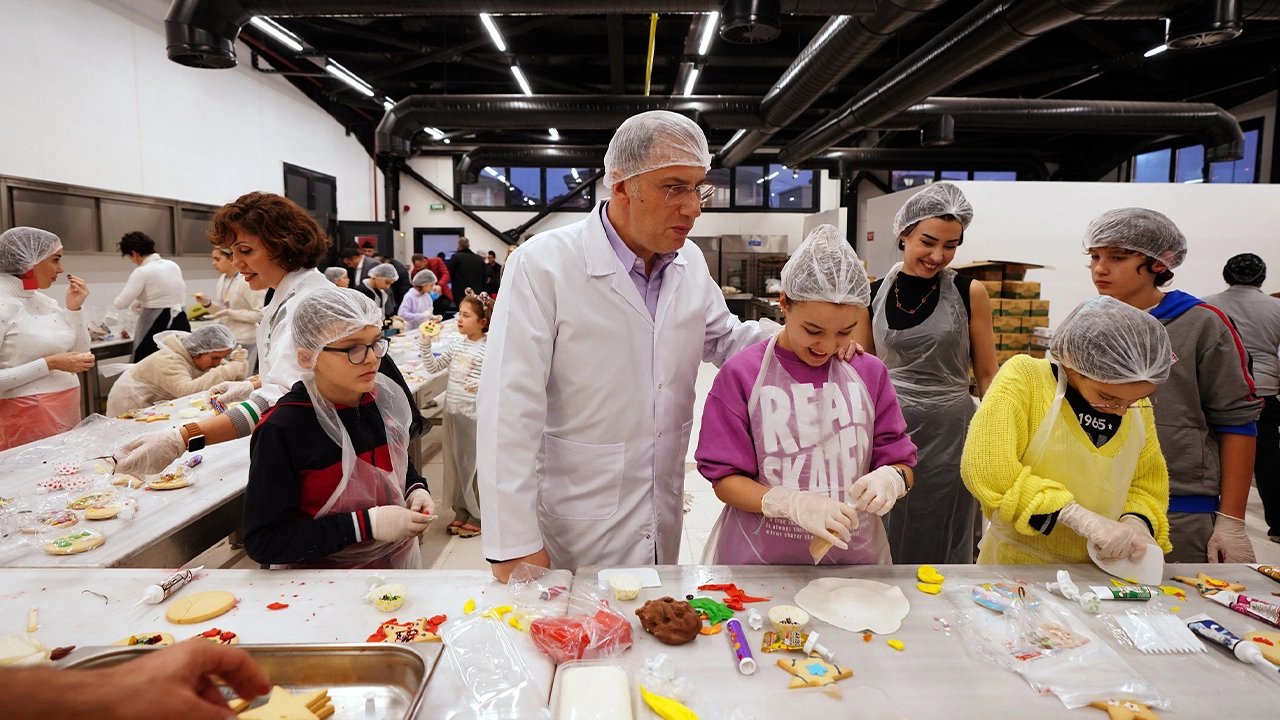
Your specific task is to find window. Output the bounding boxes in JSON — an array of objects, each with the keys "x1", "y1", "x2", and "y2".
[
  {"x1": 283, "y1": 163, "x2": 337, "y2": 233},
  {"x1": 972, "y1": 171, "x2": 1017, "y2": 182},
  {"x1": 458, "y1": 165, "x2": 597, "y2": 211},
  {"x1": 704, "y1": 168, "x2": 732, "y2": 208},
  {"x1": 1174, "y1": 145, "x2": 1204, "y2": 183},
  {"x1": 694, "y1": 164, "x2": 818, "y2": 212},
  {"x1": 767, "y1": 164, "x2": 814, "y2": 209},
  {"x1": 890, "y1": 169, "x2": 1019, "y2": 191},
  {"x1": 734, "y1": 166, "x2": 765, "y2": 207},
  {"x1": 1129, "y1": 122, "x2": 1262, "y2": 184},
  {"x1": 1133, "y1": 148, "x2": 1173, "y2": 182},
  {"x1": 1210, "y1": 126, "x2": 1259, "y2": 183}
]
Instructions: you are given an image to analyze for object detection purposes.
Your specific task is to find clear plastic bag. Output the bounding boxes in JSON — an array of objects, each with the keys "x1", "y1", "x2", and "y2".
[
  {"x1": 528, "y1": 591, "x2": 633, "y2": 665},
  {"x1": 951, "y1": 582, "x2": 1169, "y2": 709},
  {"x1": 440, "y1": 612, "x2": 550, "y2": 719},
  {"x1": 508, "y1": 562, "x2": 574, "y2": 618}
]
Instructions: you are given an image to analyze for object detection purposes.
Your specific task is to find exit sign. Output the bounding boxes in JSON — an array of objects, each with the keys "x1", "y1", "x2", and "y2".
[{"x1": 429, "y1": 203, "x2": 446, "y2": 211}]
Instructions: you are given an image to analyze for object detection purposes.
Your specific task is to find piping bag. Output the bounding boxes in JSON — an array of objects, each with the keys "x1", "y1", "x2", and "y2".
[
  {"x1": 1186, "y1": 614, "x2": 1280, "y2": 679},
  {"x1": 1204, "y1": 589, "x2": 1280, "y2": 629}
]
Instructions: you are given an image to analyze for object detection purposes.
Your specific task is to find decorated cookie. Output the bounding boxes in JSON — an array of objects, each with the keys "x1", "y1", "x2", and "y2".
[
  {"x1": 84, "y1": 502, "x2": 120, "y2": 521},
  {"x1": 195, "y1": 627, "x2": 239, "y2": 645},
  {"x1": 21, "y1": 510, "x2": 78, "y2": 534},
  {"x1": 1244, "y1": 631, "x2": 1280, "y2": 666},
  {"x1": 1088, "y1": 699, "x2": 1162, "y2": 720},
  {"x1": 777, "y1": 656, "x2": 854, "y2": 689},
  {"x1": 43, "y1": 529, "x2": 105, "y2": 555},
  {"x1": 136, "y1": 413, "x2": 171, "y2": 423},
  {"x1": 237, "y1": 686, "x2": 333, "y2": 720},
  {"x1": 165, "y1": 590, "x2": 237, "y2": 624},
  {"x1": 112, "y1": 632, "x2": 175, "y2": 647},
  {"x1": 367, "y1": 616, "x2": 447, "y2": 643},
  {"x1": 68, "y1": 492, "x2": 115, "y2": 511},
  {"x1": 147, "y1": 468, "x2": 190, "y2": 491},
  {"x1": 54, "y1": 463, "x2": 80, "y2": 476},
  {"x1": 419, "y1": 321, "x2": 442, "y2": 337},
  {"x1": 635, "y1": 597, "x2": 701, "y2": 646},
  {"x1": 1171, "y1": 573, "x2": 1246, "y2": 593}
]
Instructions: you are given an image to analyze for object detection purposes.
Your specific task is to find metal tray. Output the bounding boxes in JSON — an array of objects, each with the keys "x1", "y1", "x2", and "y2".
[{"x1": 60, "y1": 642, "x2": 442, "y2": 719}]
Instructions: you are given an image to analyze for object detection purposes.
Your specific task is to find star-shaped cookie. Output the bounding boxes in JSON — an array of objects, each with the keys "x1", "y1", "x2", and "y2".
[
  {"x1": 1089, "y1": 699, "x2": 1161, "y2": 720},
  {"x1": 1170, "y1": 573, "x2": 1246, "y2": 593},
  {"x1": 776, "y1": 656, "x2": 853, "y2": 689}
]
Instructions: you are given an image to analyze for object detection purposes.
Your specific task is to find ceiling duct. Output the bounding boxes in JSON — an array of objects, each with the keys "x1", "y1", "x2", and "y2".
[
  {"x1": 455, "y1": 145, "x2": 607, "y2": 184},
  {"x1": 376, "y1": 95, "x2": 764, "y2": 157},
  {"x1": 717, "y1": 0, "x2": 949, "y2": 167},
  {"x1": 164, "y1": 0, "x2": 876, "y2": 69},
  {"x1": 719, "y1": 0, "x2": 782, "y2": 44},
  {"x1": 805, "y1": 148, "x2": 1051, "y2": 180},
  {"x1": 886, "y1": 96, "x2": 1245, "y2": 162},
  {"x1": 777, "y1": 0, "x2": 1130, "y2": 167},
  {"x1": 1167, "y1": 0, "x2": 1244, "y2": 48}
]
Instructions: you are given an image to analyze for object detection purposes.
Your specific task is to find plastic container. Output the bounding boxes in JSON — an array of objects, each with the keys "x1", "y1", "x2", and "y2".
[{"x1": 549, "y1": 660, "x2": 637, "y2": 720}]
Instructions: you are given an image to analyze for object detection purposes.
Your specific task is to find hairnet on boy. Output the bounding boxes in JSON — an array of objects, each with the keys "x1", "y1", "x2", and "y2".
[
  {"x1": 0, "y1": 227, "x2": 62, "y2": 275},
  {"x1": 892, "y1": 182, "x2": 974, "y2": 237},
  {"x1": 180, "y1": 325, "x2": 236, "y2": 355},
  {"x1": 292, "y1": 288, "x2": 384, "y2": 370},
  {"x1": 411, "y1": 269, "x2": 437, "y2": 287},
  {"x1": 1050, "y1": 296, "x2": 1173, "y2": 384},
  {"x1": 1082, "y1": 207, "x2": 1187, "y2": 270},
  {"x1": 369, "y1": 264, "x2": 398, "y2": 280},
  {"x1": 603, "y1": 110, "x2": 712, "y2": 186},
  {"x1": 780, "y1": 224, "x2": 871, "y2": 307}
]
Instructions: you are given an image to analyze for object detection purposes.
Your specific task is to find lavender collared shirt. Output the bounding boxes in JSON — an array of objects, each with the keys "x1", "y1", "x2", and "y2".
[{"x1": 600, "y1": 202, "x2": 678, "y2": 319}]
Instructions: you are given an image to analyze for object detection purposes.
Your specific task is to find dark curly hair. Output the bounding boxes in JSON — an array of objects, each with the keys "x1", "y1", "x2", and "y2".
[
  {"x1": 119, "y1": 231, "x2": 156, "y2": 257},
  {"x1": 208, "y1": 191, "x2": 331, "y2": 272}
]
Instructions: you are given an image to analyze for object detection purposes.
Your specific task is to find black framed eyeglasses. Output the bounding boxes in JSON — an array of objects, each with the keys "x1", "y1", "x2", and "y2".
[{"x1": 321, "y1": 338, "x2": 389, "y2": 365}]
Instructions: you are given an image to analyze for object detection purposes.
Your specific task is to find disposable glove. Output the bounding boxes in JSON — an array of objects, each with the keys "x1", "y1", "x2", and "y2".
[
  {"x1": 1207, "y1": 512, "x2": 1255, "y2": 563},
  {"x1": 761, "y1": 486, "x2": 858, "y2": 550},
  {"x1": 228, "y1": 346, "x2": 249, "y2": 364},
  {"x1": 407, "y1": 488, "x2": 436, "y2": 516},
  {"x1": 1058, "y1": 502, "x2": 1147, "y2": 561},
  {"x1": 224, "y1": 360, "x2": 249, "y2": 379},
  {"x1": 369, "y1": 505, "x2": 432, "y2": 542},
  {"x1": 116, "y1": 428, "x2": 185, "y2": 476},
  {"x1": 848, "y1": 466, "x2": 905, "y2": 516},
  {"x1": 209, "y1": 380, "x2": 255, "y2": 403}
]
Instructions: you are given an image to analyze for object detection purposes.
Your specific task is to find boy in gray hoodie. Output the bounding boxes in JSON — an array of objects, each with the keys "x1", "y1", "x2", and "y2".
[{"x1": 1084, "y1": 208, "x2": 1261, "y2": 563}]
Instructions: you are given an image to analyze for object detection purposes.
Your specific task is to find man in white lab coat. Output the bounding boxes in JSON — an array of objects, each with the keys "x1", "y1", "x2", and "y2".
[{"x1": 477, "y1": 111, "x2": 782, "y2": 580}]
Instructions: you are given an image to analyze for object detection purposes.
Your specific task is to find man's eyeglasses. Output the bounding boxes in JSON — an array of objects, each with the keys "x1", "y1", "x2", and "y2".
[
  {"x1": 645, "y1": 180, "x2": 716, "y2": 206},
  {"x1": 321, "y1": 338, "x2": 389, "y2": 365}
]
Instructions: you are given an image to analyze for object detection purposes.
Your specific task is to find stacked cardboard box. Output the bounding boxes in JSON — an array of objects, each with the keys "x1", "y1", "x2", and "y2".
[{"x1": 955, "y1": 260, "x2": 1049, "y2": 366}]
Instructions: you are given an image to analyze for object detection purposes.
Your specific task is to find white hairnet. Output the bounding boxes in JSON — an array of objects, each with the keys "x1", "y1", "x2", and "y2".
[
  {"x1": 892, "y1": 182, "x2": 974, "y2": 236},
  {"x1": 292, "y1": 287, "x2": 384, "y2": 370},
  {"x1": 603, "y1": 110, "x2": 712, "y2": 186},
  {"x1": 1082, "y1": 207, "x2": 1187, "y2": 269},
  {"x1": 324, "y1": 267, "x2": 348, "y2": 282},
  {"x1": 369, "y1": 263, "x2": 398, "y2": 280},
  {"x1": 1050, "y1": 296, "x2": 1173, "y2": 384},
  {"x1": 411, "y1": 269, "x2": 437, "y2": 287},
  {"x1": 0, "y1": 227, "x2": 62, "y2": 275},
  {"x1": 780, "y1": 224, "x2": 870, "y2": 306},
  {"x1": 180, "y1": 325, "x2": 236, "y2": 355}
]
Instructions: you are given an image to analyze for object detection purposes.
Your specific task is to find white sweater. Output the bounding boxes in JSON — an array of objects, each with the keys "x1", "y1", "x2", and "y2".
[
  {"x1": 0, "y1": 275, "x2": 89, "y2": 399},
  {"x1": 113, "y1": 254, "x2": 186, "y2": 310},
  {"x1": 208, "y1": 272, "x2": 266, "y2": 345},
  {"x1": 420, "y1": 334, "x2": 487, "y2": 418}
]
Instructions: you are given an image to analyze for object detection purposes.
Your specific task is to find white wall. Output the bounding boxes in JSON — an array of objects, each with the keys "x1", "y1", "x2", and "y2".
[
  {"x1": 859, "y1": 181, "x2": 1280, "y2": 327},
  {"x1": 2, "y1": 0, "x2": 383, "y2": 312}
]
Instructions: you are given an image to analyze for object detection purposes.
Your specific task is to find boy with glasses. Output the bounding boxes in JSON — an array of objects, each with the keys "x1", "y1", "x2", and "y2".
[{"x1": 244, "y1": 288, "x2": 433, "y2": 569}]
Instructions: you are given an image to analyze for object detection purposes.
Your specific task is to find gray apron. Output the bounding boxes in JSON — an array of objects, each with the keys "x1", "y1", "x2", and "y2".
[{"x1": 872, "y1": 264, "x2": 979, "y2": 564}]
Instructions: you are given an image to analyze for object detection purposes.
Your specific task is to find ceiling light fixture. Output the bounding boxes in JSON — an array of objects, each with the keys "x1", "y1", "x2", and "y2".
[
  {"x1": 697, "y1": 12, "x2": 720, "y2": 56},
  {"x1": 683, "y1": 66, "x2": 701, "y2": 97},
  {"x1": 325, "y1": 61, "x2": 374, "y2": 97},
  {"x1": 424, "y1": 126, "x2": 445, "y2": 140},
  {"x1": 484, "y1": 167, "x2": 500, "y2": 178},
  {"x1": 570, "y1": 168, "x2": 581, "y2": 182},
  {"x1": 756, "y1": 170, "x2": 780, "y2": 184},
  {"x1": 249, "y1": 16, "x2": 303, "y2": 53},
  {"x1": 1143, "y1": 43, "x2": 1168, "y2": 57},
  {"x1": 510, "y1": 65, "x2": 533, "y2": 96},
  {"x1": 383, "y1": 97, "x2": 396, "y2": 112},
  {"x1": 480, "y1": 13, "x2": 507, "y2": 52},
  {"x1": 549, "y1": 128, "x2": 560, "y2": 140}
]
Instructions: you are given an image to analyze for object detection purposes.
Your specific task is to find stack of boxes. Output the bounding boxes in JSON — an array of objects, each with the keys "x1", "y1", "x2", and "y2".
[{"x1": 954, "y1": 261, "x2": 1050, "y2": 366}]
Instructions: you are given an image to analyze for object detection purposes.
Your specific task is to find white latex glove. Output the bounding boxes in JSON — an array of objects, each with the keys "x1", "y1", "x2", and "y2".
[
  {"x1": 116, "y1": 428, "x2": 185, "y2": 476},
  {"x1": 209, "y1": 380, "x2": 255, "y2": 403},
  {"x1": 368, "y1": 505, "x2": 432, "y2": 542},
  {"x1": 228, "y1": 346, "x2": 249, "y2": 364},
  {"x1": 407, "y1": 488, "x2": 435, "y2": 516},
  {"x1": 1059, "y1": 502, "x2": 1147, "y2": 562},
  {"x1": 761, "y1": 486, "x2": 858, "y2": 550},
  {"x1": 1207, "y1": 512, "x2": 1255, "y2": 563},
  {"x1": 848, "y1": 466, "x2": 906, "y2": 516},
  {"x1": 224, "y1": 360, "x2": 249, "y2": 379}
]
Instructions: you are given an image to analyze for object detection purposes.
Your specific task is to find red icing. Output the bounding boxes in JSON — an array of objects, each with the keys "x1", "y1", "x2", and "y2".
[{"x1": 266, "y1": 602, "x2": 289, "y2": 610}]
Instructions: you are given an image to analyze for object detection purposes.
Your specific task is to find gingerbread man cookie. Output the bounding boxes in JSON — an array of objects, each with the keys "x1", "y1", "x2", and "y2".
[
  {"x1": 776, "y1": 657, "x2": 853, "y2": 689},
  {"x1": 1089, "y1": 699, "x2": 1161, "y2": 720},
  {"x1": 1171, "y1": 573, "x2": 1246, "y2": 593}
]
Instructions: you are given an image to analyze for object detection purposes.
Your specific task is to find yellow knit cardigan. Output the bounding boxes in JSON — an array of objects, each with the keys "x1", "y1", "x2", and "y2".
[{"x1": 961, "y1": 355, "x2": 1171, "y2": 564}]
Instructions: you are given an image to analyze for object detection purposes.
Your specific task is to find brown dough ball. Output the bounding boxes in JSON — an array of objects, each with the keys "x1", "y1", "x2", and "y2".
[{"x1": 635, "y1": 596, "x2": 701, "y2": 646}]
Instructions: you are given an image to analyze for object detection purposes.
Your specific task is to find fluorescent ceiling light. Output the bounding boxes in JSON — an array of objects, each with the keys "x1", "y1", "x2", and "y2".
[
  {"x1": 383, "y1": 97, "x2": 396, "y2": 112},
  {"x1": 510, "y1": 65, "x2": 533, "y2": 96},
  {"x1": 682, "y1": 66, "x2": 700, "y2": 97},
  {"x1": 249, "y1": 16, "x2": 303, "y2": 53},
  {"x1": 697, "y1": 12, "x2": 719, "y2": 56},
  {"x1": 484, "y1": 166, "x2": 500, "y2": 177},
  {"x1": 570, "y1": 168, "x2": 581, "y2": 182},
  {"x1": 549, "y1": 128, "x2": 560, "y2": 140},
  {"x1": 757, "y1": 170, "x2": 780, "y2": 184},
  {"x1": 325, "y1": 61, "x2": 374, "y2": 97},
  {"x1": 480, "y1": 13, "x2": 507, "y2": 52},
  {"x1": 1144, "y1": 43, "x2": 1168, "y2": 58},
  {"x1": 424, "y1": 126, "x2": 445, "y2": 140}
]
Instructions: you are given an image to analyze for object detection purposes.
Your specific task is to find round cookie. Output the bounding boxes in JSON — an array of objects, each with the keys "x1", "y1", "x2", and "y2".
[
  {"x1": 166, "y1": 590, "x2": 237, "y2": 624},
  {"x1": 22, "y1": 510, "x2": 79, "y2": 534},
  {"x1": 113, "y1": 632, "x2": 175, "y2": 647},
  {"x1": 43, "y1": 529, "x2": 105, "y2": 555},
  {"x1": 635, "y1": 596, "x2": 702, "y2": 646},
  {"x1": 147, "y1": 468, "x2": 190, "y2": 491},
  {"x1": 68, "y1": 491, "x2": 115, "y2": 511},
  {"x1": 84, "y1": 502, "x2": 120, "y2": 520},
  {"x1": 1244, "y1": 631, "x2": 1280, "y2": 666}
]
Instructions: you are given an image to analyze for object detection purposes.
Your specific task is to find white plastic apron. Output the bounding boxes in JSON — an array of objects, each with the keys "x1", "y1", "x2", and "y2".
[
  {"x1": 872, "y1": 264, "x2": 979, "y2": 564},
  {"x1": 704, "y1": 333, "x2": 891, "y2": 565},
  {"x1": 978, "y1": 360, "x2": 1145, "y2": 564},
  {"x1": 293, "y1": 375, "x2": 421, "y2": 570}
]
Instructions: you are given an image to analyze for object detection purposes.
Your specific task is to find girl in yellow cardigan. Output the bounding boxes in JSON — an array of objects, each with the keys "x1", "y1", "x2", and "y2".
[{"x1": 962, "y1": 296, "x2": 1173, "y2": 565}]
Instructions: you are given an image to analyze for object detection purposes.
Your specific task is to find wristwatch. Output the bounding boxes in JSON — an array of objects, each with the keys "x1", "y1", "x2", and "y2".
[{"x1": 183, "y1": 422, "x2": 206, "y2": 453}]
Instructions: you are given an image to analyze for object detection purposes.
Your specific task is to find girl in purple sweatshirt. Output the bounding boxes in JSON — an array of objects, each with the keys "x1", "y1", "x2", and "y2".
[{"x1": 696, "y1": 225, "x2": 917, "y2": 565}]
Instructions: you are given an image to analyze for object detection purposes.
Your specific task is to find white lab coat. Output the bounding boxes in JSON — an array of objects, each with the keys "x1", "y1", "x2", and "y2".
[{"x1": 476, "y1": 204, "x2": 775, "y2": 571}]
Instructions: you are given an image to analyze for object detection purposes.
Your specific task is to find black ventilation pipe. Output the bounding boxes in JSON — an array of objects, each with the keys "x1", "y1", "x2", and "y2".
[
  {"x1": 376, "y1": 95, "x2": 763, "y2": 157},
  {"x1": 455, "y1": 146, "x2": 607, "y2": 184},
  {"x1": 884, "y1": 97, "x2": 1245, "y2": 162},
  {"x1": 804, "y1": 148, "x2": 1051, "y2": 181},
  {"x1": 778, "y1": 0, "x2": 1131, "y2": 167},
  {"x1": 165, "y1": 0, "x2": 876, "y2": 69},
  {"x1": 717, "y1": 0, "x2": 949, "y2": 167}
]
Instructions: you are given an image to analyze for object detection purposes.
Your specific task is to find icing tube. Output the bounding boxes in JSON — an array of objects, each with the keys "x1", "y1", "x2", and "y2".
[
  {"x1": 1088, "y1": 585, "x2": 1153, "y2": 601},
  {"x1": 1205, "y1": 589, "x2": 1280, "y2": 629},
  {"x1": 1186, "y1": 614, "x2": 1280, "y2": 678},
  {"x1": 724, "y1": 618, "x2": 757, "y2": 675},
  {"x1": 136, "y1": 566, "x2": 202, "y2": 606}
]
